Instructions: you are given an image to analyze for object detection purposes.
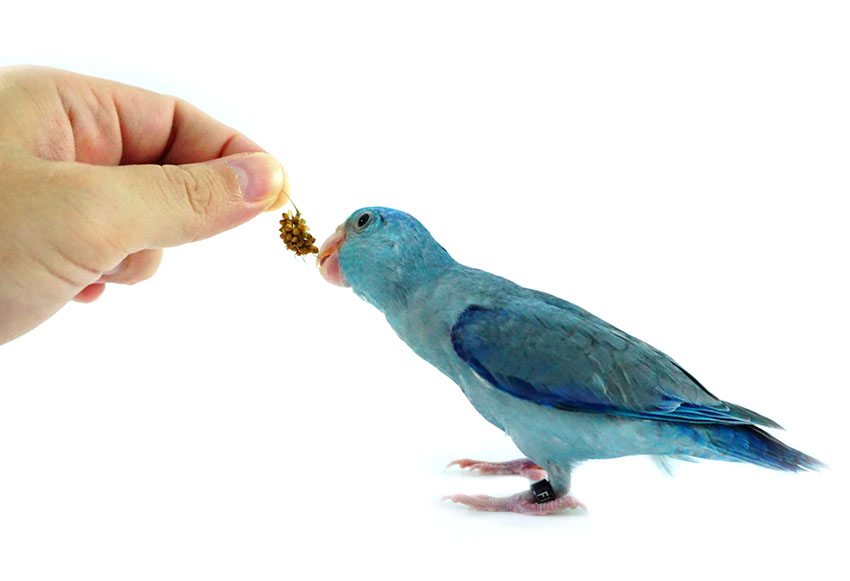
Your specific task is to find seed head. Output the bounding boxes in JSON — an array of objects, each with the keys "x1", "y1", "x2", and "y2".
[{"x1": 279, "y1": 210, "x2": 319, "y2": 256}]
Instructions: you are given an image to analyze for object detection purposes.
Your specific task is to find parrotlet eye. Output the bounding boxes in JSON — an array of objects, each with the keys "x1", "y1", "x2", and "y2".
[{"x1": 357, "y1": 213, "x2": 371, "y2": 228}]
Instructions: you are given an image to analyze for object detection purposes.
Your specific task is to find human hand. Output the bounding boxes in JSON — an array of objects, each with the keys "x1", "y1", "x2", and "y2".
[{"x1": 0, "y1": 66, "x2": 289, "y2": 344}]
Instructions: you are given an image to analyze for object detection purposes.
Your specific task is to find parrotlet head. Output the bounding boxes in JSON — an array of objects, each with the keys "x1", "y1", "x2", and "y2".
[{"x1": 317, "y1": 207, "x2": 454, "y2": 310}]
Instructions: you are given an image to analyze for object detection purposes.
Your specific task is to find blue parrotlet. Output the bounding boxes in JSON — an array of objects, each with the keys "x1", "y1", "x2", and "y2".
[{"x1": 316, "y1": 207, "x2": 821, "y2": 515}]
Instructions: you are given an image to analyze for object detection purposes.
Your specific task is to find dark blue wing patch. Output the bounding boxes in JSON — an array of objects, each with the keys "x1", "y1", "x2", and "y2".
[{"x1": 451, "y1": 305, "x2": 780, "y2": 427}]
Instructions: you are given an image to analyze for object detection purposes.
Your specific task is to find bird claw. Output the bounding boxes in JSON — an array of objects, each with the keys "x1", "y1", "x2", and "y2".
[
  {"x1": 443, "y1": 491, "x2": 585, "y2": 516},
  {"x1": 446, "y1": 457, "x2": 548, "y2": 481}
]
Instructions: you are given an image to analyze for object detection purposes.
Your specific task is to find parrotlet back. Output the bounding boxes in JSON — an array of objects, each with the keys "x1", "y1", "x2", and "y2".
[{"x1": 317, "y1": 207, "x2": 821, "y2": 515}]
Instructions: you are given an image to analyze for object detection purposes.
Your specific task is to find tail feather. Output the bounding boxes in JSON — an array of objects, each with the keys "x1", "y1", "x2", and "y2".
[
  {"x1": 724, "y1": 402, "x2": 783, "y2": 430},
  {"x1": 704, "y1": 424, "x2": 824, "y2": 472}
]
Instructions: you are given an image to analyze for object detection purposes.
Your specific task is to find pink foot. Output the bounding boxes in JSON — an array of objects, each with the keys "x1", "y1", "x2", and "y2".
[
  {"x1": 446, "y1": 458, "x2": 548, "y2": 481},
  {"x1": 443, "y1": 490, "x2": 585, "y2": 516}
]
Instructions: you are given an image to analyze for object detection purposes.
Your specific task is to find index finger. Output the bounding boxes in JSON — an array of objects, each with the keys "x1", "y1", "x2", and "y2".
[
  {"x1": 0, "y1": 66, "x2": 264, "y2": 165},
  {"x1": 108, "y1": 83, "x2": 265, "y2": 165}
]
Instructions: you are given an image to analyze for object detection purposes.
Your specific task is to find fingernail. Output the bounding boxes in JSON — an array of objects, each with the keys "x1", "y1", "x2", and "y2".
[
  {"x1": 227, "y1": 153, "x2": 285, "y2": 206},
  {"x1": 264, "y1": 165, "x2": 291, "y2": 212}
]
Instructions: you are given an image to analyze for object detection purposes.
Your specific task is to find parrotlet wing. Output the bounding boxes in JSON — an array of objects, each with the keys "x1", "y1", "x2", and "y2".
[{"x1": 450, "y1": 302, "x2": 779, "y2": 427}]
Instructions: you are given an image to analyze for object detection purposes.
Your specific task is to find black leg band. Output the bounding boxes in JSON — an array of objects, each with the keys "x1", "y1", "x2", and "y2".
[{"x1": 530, "y1": 479, "x2": 555, "y2": 503}]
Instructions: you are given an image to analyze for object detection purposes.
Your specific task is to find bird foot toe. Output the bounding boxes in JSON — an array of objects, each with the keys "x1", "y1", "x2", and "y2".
[
  {"x1": 443, "y1": 490, "x2": 585, "y2": 516},
  {"x1": 446, "y1": 457, "x2": 547, "y2": 481}
]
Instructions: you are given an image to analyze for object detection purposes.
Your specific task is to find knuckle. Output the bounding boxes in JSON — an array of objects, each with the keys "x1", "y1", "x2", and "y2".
[{"x1": 161, "y1": 164, "x2": 217, "y2": 220}]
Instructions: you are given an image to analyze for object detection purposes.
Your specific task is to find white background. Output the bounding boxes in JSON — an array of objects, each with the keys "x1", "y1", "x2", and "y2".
[{"x1": 2, "y1": 1, "x2": 848, "y2": 579}]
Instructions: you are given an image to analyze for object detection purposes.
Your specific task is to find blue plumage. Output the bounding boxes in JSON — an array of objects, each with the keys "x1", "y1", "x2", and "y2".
[
  {"x1": 451, "y1": 305, "x2": 781, "y2": 426},
  {"x1": 685, "y1": 424, "x2": 821, "y2": 472},
  {"x1": 318, "y1": 207, "x2": 821, "y2": 513}
]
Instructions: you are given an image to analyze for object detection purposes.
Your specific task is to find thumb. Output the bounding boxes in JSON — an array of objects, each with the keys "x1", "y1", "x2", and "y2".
[{"x1": 83, "y1": 152, "x2": 289, "y2": 251}]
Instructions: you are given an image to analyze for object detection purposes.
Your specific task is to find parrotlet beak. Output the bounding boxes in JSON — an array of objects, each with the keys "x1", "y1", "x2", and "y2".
[{"x1": 317, "y1": 225, "x2": 347, "y2": 287}]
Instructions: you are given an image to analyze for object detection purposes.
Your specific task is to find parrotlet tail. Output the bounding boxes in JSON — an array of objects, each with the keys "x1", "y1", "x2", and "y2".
[{"x1": 700, "y1": 424, "x2": 824, "y2": 472}]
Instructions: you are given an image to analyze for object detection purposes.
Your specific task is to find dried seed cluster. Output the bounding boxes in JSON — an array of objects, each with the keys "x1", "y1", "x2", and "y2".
[{"x1": 279, "y1": 210, "x2": 318, "y2": 256}]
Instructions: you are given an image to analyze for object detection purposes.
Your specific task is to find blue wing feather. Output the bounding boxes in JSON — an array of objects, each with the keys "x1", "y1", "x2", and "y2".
[{"x1": 450, "y1": 304, "x2": 780, "y2": 428}]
